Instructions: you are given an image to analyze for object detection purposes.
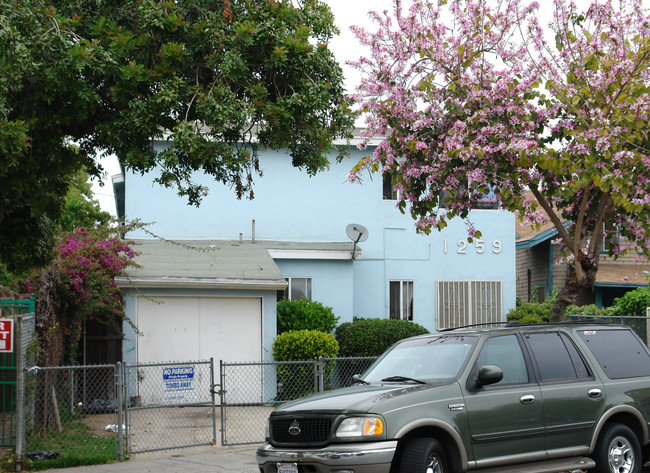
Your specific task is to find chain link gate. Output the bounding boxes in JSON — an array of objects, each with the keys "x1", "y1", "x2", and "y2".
[
  {"x1": 122, "y1": 359, "x2": 216, "y2": 454},
  {"x1": 219, "y1": 357, "x2": 378, "y2": 446},
  {"x1": 1, "y1": 299, "x2": 34, "y2": 448}
]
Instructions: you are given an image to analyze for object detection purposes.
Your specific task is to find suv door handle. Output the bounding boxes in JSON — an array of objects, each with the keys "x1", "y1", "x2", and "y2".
[
  {"x1": 520, "y1": 395, "x2": 536, "y2": 405},
  {"x1": 589, "y1": 389, "x2": 602, "y2": 398}
]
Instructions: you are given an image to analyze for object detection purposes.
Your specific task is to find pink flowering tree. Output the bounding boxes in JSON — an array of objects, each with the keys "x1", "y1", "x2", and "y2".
[
  {"x1": 27, "y1": 227, "x2": 138, "y2": 366},
  {"x1": 350, "y1": 0, "x2": 650, "y2": 321}
]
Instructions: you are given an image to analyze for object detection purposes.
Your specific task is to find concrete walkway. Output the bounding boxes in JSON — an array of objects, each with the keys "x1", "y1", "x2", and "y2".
[{"x1": 42, "y1": 445, "x2": 260, "y2": 473}]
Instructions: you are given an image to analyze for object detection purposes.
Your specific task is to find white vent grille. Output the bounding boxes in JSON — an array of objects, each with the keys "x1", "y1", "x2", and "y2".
[{"x1": 437, "y1": 281, "x2": 502, "y2": 329}]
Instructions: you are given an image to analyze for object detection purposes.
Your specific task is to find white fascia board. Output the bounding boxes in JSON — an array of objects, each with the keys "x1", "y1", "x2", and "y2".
[
  {"x1": 115, "y1": 276, "x2": 287, "y2": 291},
  {"x1": 267, "y1": 249, "x2": 357, "y2": 260}
]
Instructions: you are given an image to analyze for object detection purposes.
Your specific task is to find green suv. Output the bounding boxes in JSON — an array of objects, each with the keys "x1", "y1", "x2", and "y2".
[{"x1": 257, "y1": 323, "x2": 650, "y2": 473}]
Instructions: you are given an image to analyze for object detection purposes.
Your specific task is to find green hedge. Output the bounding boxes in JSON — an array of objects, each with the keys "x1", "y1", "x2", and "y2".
[
  {"x1": 273, "y1": 330, "x2": 339, "y2": 361},
  {"x1": 272, "y1": 330, "x2": 339, "y2": 400},
  {"x1": 613, "y1": 287, "x2": 650, "y2": 317},
  {"x1": 335, "y1": 318, "x2": 429, "y2": 357},
  {"x1": 277, "y1": 298, "x2": 339, "y2": 334}
]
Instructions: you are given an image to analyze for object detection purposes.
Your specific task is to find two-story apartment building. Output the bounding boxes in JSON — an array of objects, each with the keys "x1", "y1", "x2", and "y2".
[{"x1": 113, "y1": 136, "x2": 516, "y2": 365}]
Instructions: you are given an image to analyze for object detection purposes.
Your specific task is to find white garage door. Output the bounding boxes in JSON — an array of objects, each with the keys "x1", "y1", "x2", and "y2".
[{"x1": 136, "y1": 296, "x2": 262, "y2": 364}]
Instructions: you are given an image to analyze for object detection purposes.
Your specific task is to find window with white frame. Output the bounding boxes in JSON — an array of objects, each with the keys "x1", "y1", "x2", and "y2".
[
  {"x1": 389, "y1": 280, "x2": 414, "y2": 321},
  {"x1": 601, "y1": 221, "x2": 620, "y2": 254},
  {"x1": 437, "y1": 280, "x2": 502, "y2": 329},
  {"x1": 277, "y1": 277, "x2": 312, "y2": 302}
]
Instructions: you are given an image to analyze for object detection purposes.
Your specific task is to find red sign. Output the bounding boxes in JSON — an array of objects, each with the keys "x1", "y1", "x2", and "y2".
[{"x1": 0, "y1": 319, "x2": 13, "y2": 353}]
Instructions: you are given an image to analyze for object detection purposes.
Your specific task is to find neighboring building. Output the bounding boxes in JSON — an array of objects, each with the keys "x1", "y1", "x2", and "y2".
[
  {"x1": 516, "y1": 216, "x2": 650, "y2": 307},
  {"x1": 113, "y1": 135, "x2": 517, "y2": 365}
]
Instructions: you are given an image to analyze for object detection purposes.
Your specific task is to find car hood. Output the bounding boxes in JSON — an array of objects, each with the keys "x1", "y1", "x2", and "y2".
[{"x1": 271, "y1": 382, "x2": 454, "y2": 415}]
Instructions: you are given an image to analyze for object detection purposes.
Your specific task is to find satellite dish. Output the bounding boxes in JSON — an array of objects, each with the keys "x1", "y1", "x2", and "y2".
[
  {"x1": 346, "y1": 224, "x2": 369, "y2": 243},
  {"x1": 346, "y1": 224, "x2": 368, "y2": 260}
]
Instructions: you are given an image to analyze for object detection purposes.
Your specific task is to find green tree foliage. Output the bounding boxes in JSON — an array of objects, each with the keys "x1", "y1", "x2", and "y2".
[
  {"x1": 0, "y1": 0, "x2": 354, "y2": 271},
  {"x1": 277, "y1": 298, "x2": 339, "y2": 334},
  {"x1": 336, "y1": 318, "x2": 429, "y2": 357},
  {"x1": 61, "y1": 170, "x2": 112, "y2": 232}
]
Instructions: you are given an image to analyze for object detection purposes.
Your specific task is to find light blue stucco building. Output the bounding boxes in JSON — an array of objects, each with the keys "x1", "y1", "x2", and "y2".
[{"x1": 113, "y1": 137, "x2": 516, "y2": 366}]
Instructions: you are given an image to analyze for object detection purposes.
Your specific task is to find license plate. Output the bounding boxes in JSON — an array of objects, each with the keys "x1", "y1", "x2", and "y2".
[{"x1": 277, "y1": 462, "x2": 298, "y2": 473}]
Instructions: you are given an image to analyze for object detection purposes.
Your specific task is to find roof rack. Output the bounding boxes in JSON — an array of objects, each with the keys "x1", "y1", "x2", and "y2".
[{"x1": 439, "y1": 319, "x2": 615, "y2": 332}]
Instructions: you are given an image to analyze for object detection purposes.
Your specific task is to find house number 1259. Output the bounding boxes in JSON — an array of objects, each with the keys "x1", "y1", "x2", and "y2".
[{"x1": 444, "y1": 239, "x2": 502, "y2": 254}]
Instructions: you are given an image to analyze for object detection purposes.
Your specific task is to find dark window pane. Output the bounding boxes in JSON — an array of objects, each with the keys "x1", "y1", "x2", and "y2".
[
  {"x1": 383, "y1": 173, "x2": 396, "y2": 200},
  {"x1": 527, "y1": 333, "x2": 577, "y2": 381},
  {"x1": 389, "y1": 281, "x2": 400, "y2": 319},
  {"x1": 578, "y1": 329, "x2": 650, "y2": 379}
]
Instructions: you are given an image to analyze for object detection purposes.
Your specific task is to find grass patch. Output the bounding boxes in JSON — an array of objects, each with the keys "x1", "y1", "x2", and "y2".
[{"x1": 23, "y1": 421, "x2": 116, "y2": 471}]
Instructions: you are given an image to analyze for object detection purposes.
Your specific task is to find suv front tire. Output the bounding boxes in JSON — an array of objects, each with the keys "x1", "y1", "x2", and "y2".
[{"x1": 398, "y1": 437, "x2": 449, "y2": 473}]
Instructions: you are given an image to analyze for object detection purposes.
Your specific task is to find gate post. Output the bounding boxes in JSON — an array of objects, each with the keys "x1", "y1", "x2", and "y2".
[
  {"x1": 219, "y1": 360, "x2": 226, "y2": 446},
  {"x1": 210, "y1": 358, "x2": 216, "y2": 445},
  {"x1": 116, "y1": 362, "x2": 124, "y2": 462},
  {"x1": 315, "y1": 357, "x2": 325, "y2": 393}
]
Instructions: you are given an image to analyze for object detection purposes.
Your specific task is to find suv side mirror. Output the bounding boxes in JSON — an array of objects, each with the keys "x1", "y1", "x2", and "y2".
[{"x1": 477, "y1": 365, "x2": 503, "y2": 387}]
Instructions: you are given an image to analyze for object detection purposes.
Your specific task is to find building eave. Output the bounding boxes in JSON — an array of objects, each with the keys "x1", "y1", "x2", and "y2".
[
  {"x1": 267, "y1": 249, "x2": 358, "y2": 260},
  {"x1": 115, "y1": 276, "x2": 287, "y2": 290}
]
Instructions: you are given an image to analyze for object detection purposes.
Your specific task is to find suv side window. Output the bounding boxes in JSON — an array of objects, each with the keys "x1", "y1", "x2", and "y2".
[
  {"x1": 578, "y1": 329, "x2": 650, "y2": 379},
  {"x1": 526, "y1": 332, "x2": 591, "y2": 382},
  {"x1": 476, "y1": 335, "x2": 529, "y2": 385}
]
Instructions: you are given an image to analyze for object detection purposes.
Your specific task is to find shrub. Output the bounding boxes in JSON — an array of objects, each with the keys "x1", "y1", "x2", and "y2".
[
  {"x1": 276, "y1": 298, "x2": 339, "y2": 334},
  {"x1": 506, "y1": 302, "x2": 551, "y2": 324},
  {"x1": 335, "y1": 318, "x2": 429, "y2": 357},
  {"x1": 566, "y1": 304, "x2": 620, "y2": 317},
  {"x1": 273, "y1": 330, "x2": 339, "y2": 361},
  {"x1": 272, "y1": 330, "x2": 339, "y2": 400},
  {"x1": 506, "y1": 288, "x2": 558, "y2": 323},
  {"x1": 613, "y1": 287, "x2": 650, "y2": 317}
]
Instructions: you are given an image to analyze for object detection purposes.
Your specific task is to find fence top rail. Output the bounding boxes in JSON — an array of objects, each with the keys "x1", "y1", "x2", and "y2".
[
  {"x1": 221, "y1": 356, "x2": 380, "y2": 368},
  {"x1": 125, "y1": 359, "x2": 212, "y2": 369},
  {"x1": 567, "y1": 315, "x2": 650, "y2": 320},
  {"x1": 28, "y1": 364, "x2": 116, "y2": 372},
  {"x1": 320, "y1": 356, "x2": 379, "y2": 362},
  {"x1": 221, "y1": 360, "x2": 316, "y2": 368}
]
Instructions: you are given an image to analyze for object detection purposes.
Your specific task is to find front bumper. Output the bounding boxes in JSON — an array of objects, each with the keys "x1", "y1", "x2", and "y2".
[{"x1": 256, "y1": 440, "x2": 398, "y2": 473}]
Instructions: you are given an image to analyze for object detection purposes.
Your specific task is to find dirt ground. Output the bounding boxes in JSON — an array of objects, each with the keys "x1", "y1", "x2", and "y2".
[{"x1": 78, "y1": 413, "x2": 119, "y2": 438}]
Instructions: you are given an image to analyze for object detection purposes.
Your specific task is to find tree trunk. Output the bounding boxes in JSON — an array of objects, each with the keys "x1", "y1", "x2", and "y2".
[
  {"x1": 35, "y1": 270, "x2": 67, "y2": 432},
  {"x1": 549, "y1": 260, "x2": 598, "y2": 322}
]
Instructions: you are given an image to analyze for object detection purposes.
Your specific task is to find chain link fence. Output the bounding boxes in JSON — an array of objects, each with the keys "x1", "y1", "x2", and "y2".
[
  {"x1": 20, "y1": 364, "x2": 119, "y2": 470},
  {"x1": 219, "y1": 356, "x2": 378, "y2": 446},
  {"x1": 123, "y1": 360, "x2": 216, "y2": 454}
]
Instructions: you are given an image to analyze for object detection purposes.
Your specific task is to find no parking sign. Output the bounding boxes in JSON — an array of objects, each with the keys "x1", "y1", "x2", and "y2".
[{"x1": 0, "y1": 319, "x2": 13, "y2": 353}]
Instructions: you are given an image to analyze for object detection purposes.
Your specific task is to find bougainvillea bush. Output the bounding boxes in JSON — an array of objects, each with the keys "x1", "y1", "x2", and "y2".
[{"x1": 26, "y1": 227, "x2": 138, "y2": 365}]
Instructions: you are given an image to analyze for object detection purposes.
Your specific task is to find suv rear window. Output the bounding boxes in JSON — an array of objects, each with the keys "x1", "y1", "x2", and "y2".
[{"x1": 578, "y1": 329, "x2": 650, "y2": 379}]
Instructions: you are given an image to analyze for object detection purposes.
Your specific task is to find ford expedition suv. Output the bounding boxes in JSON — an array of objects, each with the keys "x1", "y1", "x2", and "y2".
[{"x1": 257, "y1": 323, "x2": 650, "y2": 473}]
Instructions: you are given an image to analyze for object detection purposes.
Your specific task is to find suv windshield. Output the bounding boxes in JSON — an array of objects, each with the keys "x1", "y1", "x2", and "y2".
[{"x1": 362, "y1": 335, "x2": 477, "y2": 383}]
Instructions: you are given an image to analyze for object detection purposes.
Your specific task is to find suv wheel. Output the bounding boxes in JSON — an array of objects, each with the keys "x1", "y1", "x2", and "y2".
[
  {"x1": 398, "y1": 437, "x2": 447, "y2": 473},
  {"x1": 591, "y1": 423, "x2": 641, "y2": 473}
]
